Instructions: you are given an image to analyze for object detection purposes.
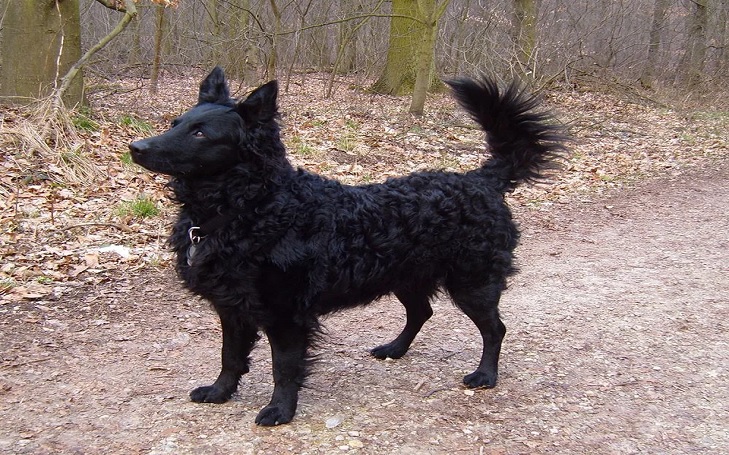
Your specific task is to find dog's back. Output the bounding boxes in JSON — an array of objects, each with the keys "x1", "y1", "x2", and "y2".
[{"x1": 259, "y1": 168, "x2": 516, "y2": 315}]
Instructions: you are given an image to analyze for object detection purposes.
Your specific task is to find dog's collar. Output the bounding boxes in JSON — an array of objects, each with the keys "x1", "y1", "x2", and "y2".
[
  {"x1": 186, "y1": 214, "x2": 233, "y2": 266},
  {"x1": 188, "y1": 213, "x2": 233, "y2": 241}
]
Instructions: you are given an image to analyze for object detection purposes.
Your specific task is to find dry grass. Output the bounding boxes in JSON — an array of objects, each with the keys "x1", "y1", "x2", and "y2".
[{"x1": 0, "y1": 97, "x2": 101, "y2": 186}]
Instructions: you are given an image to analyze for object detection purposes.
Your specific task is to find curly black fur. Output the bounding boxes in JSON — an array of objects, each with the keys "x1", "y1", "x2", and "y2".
[{"x1": 129, "y1": 67, "x2": 567, "y2": 426}]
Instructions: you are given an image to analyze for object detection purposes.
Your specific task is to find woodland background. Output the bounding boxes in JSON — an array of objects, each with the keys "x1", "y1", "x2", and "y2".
[{"x1": 1, "y1": 0, "x2": 728, "y2": 111}]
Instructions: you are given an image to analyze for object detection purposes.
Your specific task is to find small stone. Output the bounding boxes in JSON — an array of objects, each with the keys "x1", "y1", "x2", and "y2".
[{"x1": 325, "y1": 415, "x2": 344, "y2": 429}]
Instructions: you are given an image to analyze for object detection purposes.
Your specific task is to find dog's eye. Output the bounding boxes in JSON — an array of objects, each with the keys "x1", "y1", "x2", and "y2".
[{"x1": 193, "y1": 131, "x2": 205, "y2": 138}]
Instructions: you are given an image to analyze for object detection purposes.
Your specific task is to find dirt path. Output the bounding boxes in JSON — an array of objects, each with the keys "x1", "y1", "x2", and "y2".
[{"x1": 1, "y1": 161, "x2": 727, "y2": 454}]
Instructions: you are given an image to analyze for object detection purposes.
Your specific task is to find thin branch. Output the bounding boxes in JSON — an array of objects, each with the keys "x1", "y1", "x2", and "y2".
[
  {"x1": 326, "y1": 0, "x2": 387, "y2": 97},
  {"x1": 53, "y1": 0, "x2": 138, "y2": 108},
  {"x1": 94, "y1": 0, "x2": 127, "y2": 12},
  {"x1": 62, "y1": 222, "x2": 134, "y2": 233},
  {"x1": 278, "y1": 13, "x2": 429, "y2": 37}
]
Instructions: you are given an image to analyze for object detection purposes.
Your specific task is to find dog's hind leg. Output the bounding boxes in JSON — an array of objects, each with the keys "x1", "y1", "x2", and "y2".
[
  {"x1": 447, "y1": 277, "x2": 507, "y2": 389},
  {"x1": 371, "y1": 288, "x2": 433, "y2": 359},
  {"x1": 255, "y1": 319, "x2": 314, "y2": 426},
  {"x1": 190, "y1": 306, "x2": 259, "y2": 404}
]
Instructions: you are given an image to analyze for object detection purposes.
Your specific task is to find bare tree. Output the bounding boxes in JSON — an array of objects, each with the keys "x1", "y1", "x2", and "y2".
[
  {"x1": 225, "y1": 0, "x2": 262, "y2": 81},
  {"x1": 150, "y1": 3, "x2": 167, "y2": 94},
  {"x1": 65, "y1": 1, "x2": 728, "y2": 102},
  {"x1": 640, "y1": 0, "x2": 670, "y2": 88},
  {"x1": 511, "y1": 0, "x2": 538, "y2": 79},
  {"x1": 679, "y1": 0, "x2": 709, "y2": 87},
  {"x1": 267, "y1": 0, "x2": 283, "y2": 79},
  {"x1": 410, "y1": 0, "x2": 451, "y2": 115},
  {"x1": 326, "y1": 0, "x2": 387, "y2": 96}
]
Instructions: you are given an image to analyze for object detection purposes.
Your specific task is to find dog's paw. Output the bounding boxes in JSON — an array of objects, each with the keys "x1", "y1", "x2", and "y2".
[
  {"x1": 370, "y1": 342, "x2": 407, "y2": 360},
  {"x1": 463, "y1": 370, "x2": 498, "y2": 389},
  {"x1": 189, "y1": 385, "x2": 232, "y2": 404},
  {"x1": 255, "y1": 405, "x2": 295, "y2": 426}
]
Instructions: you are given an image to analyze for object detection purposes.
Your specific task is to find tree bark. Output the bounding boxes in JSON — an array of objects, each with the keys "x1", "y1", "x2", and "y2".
[
  {"x1": 371, "y1": 0, "x2": 421, "y2": 95},
  {"x1": 150, "y1": 4, "x2": 167, "y2": 94},
  {"x1": 372, "y1": 0, "x2": 448, "y2": 99},
  {"x1": 267, "y1": 0, "x2": 283, "y2": 79},
  {"x1": 511, "y1": 0, "x2": 538, "y2": 80},
  {"x1": 680, "y1": 0, "x2": 709, "y2": 87},
  {"x1": 206, "y1": 0, "x2": 223, "y2": 65},
  {"x1": 0, "y1": 0, "x2": 83, "y2": 106},
  {"x1": 409, "y1": 0, "x2": 450, "y2": 115},
  {"x1": 640, "y1": 0, "x2": 670, "y2": 89}
]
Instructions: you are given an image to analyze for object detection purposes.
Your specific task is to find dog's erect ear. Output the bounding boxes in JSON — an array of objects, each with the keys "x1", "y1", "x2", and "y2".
[
  {"x1": 237, "y1": 80, "x2": 278, "y2": 124},
  {"x1": 198, "y1": 66, "x2": 231, "y2": 105}
]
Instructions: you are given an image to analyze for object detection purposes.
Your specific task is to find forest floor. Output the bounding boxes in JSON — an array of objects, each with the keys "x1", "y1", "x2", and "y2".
[{"x1": 1, "y1": 71, "x2": 727, "y2": 454}]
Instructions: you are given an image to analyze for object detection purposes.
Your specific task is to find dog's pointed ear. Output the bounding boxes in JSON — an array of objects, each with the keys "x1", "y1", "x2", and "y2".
[
  {"x1": 198, "y1": 66, "x2": 231, "y2": 105},
  {"x1": 237, "y1": 80, "x2": 278, "y2": 124}
]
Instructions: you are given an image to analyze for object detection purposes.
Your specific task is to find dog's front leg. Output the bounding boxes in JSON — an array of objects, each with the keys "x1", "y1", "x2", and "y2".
[
  {"x1": 190, "y1": 306, "x2": 259, "y2": 404},
  {"x1": 255, "y1": 319, "x2": 311, "y2": 426}
]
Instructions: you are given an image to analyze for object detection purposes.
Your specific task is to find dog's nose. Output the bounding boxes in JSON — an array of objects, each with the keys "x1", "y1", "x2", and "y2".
[{"x1": 129, "y1": 140, "x2": 146, "y2": 155}]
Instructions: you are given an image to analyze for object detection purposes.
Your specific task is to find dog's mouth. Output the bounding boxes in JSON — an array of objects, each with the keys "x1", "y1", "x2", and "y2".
[
  {"x1": 129, "y1": 141, "x2": 173, "y2": 175},
  {"x1": 128, "y1": 141, "x2": 203, "y2": 178}
]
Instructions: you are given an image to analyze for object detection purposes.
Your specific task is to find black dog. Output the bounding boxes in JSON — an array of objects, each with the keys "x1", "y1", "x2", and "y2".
[{"x1": 129, "y1": 67, "x2": 565, "y2": 426}]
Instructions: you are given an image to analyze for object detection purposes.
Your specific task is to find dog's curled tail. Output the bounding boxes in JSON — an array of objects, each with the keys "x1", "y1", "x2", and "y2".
[{"x1": 447, "y1": 76, "x2": 567, "y2": 192}]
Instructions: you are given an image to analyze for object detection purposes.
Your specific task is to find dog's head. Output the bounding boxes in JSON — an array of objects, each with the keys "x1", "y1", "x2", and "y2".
[{"x1": 129, "y1": 67, "x2": 279, "y2": 177}]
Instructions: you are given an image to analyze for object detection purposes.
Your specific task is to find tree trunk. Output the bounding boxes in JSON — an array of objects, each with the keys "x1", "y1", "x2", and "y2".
[
  {"x1": 128, "y1": 6, "x2": 143, "y2": 67},
  {"x1": 371, "y1": 0, "x2": 421, "y2": 95},
  {"x1": 409, "y1": 0, "x2": 450, "y2": 115},
  {"x1": 285, "y1": 0, "x2": 314, "y2": 91},
  {"x1": 680, "y1": 0, "x2": 709, "y2": 87},
  {"x1": 714, "y1": 1, "x2": 728, "y2": 79},
  {"x1": 511, "y1": 0, "x2": 538, "y2": 80},
  {"x1": 336, "y1": 0, "x2": 361, "y2": 74},
  {"x1": 0, "y1": 0, "x2": 83, "y2": 106},
  {"x1": 150, "y1": 4, "x2": 167, "y2": 94},
  {"x1": 267, "y1": 0, "x2": 282, "y2": 79},
  {"x1": 409, "y1": 1, "x2": 438, "y2": 114},
  {"x1": 640, "y1": 0, "x2": 670, "y2": 89},
  {"x1": 372, "y1": 0, "x2": 447, "y2": 98},
  {"x1": 207, "y1": 0, "x2": 223, "y2": 66},
  {"x1": 221, "y1": 0, "x2": 257, "y2": 81}
]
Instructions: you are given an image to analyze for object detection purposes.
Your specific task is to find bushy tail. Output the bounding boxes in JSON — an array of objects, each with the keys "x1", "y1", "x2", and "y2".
[{"x1": 447, "y1": 76, "x2": 567, "y2": 192}]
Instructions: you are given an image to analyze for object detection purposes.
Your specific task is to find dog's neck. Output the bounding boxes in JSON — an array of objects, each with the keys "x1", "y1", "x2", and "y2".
[{"x1": 169, "y1": 159, "x2": 294, "y2": 221}]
